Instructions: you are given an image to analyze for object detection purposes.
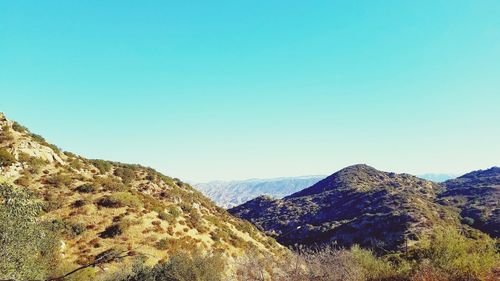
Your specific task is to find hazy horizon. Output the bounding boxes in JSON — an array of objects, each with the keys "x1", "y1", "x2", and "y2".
[{"x1": 1, "y1": 1, "x2": 499, "y2": 182}]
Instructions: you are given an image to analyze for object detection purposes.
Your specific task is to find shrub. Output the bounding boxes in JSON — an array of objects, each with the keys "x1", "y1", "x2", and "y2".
[
  {"x1": 414, "y1": 227, "x2": 499, "y2": 280},
  {"x1": 14, "y1": 175, "x2": 31, "y2": 187},
  {"x1": 461, "y1": 216, "x2": 475, "y2": 226},
  {"x1": 119, "y1": 252, "x2": 226, "y2": 281},
  {"x1": 75, "y1": 184, "x2": 96, "y2": 193},
  {"x1": 97, "y1": 192, "x2": 143, "y2": 209},
  {"x1": 46, "y1": 173, "x2": 72, "y2": 188},
  {"x1": 114, "y1": 167, "x2": 136, "y2": 184},
  {"x1": 95, "y1": 177, "x2": 126, "y2": 192},
  {"x1": 90, "y1": 159, "x2": 112, "y2": 174},
  {"x1": 0, "y1": 125, "x2": 14, "y2": 142},
  {"x1": 156, "y1": 238, "x2": 169, "y2": 250},
  {"x1": 0, "y1": 148, "x2": 15, "y2": 167},
  {"x1": 21, "y1": 155, "x2": 47, "y2": 173},
  {"x1": 42, "y1": 193, "x2": 65, "y2": 212},
  {"x1": 158, "y1": 211, "x2": 175, "y2": 224},
  {"x1": 0, "y1": 184, "x2": 60, "y2": 280},
  {"x1": 30, "y1": 134, "x2": 60, "y2": 153},
  {"x1": 97, "y1": 196, "x2": 123, "y2": 208},
  {"x1": 69, "y1": 223, "x2": 87, "y2": 236},
  {"x1": 99, "y1": 224, "x2": 123, "y2": 238},
  {"x1": 11, "y1": 122, "x2": 27, "y2": 133},
  {"x1": 72, "y1": 199, "x2": 87, "y2": 208}
]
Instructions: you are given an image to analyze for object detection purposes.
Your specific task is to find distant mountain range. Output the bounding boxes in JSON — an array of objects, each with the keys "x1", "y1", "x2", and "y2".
[
  {"x1": 418, "y1": 173, "x2": 458, "y2": 183},
  {"x1": 194, "y1": 176, "x2": 325, "y2": 208},
  {"x1": 195, "y1": 173, "x2": 457, "y2": 208},
  {"x1": 229, "y1": 164, "x2": 499, "y2": 251}
]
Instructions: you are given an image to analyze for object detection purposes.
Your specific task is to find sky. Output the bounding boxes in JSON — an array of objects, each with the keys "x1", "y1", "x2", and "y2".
[{"x1": 1, "y1": 1, "x2": 499, "y2": 182}]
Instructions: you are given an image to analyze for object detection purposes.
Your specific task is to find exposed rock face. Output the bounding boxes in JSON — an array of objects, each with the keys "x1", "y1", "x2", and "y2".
[
  {"x1": 230, "y1": 165, "x2": 458, "y2": 252},
  {"x1": 438, "y1": 167, "x2": 500, "y2": 238}
]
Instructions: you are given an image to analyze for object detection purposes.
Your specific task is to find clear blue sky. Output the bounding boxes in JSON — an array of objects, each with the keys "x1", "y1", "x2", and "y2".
[{"x1": 1, "y1": 1, "x2": 499, "y2": 182}]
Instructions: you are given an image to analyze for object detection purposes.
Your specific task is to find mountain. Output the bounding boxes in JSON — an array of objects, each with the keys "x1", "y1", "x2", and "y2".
[
  {"x1": 194, "y1": 176, "x2": 324, "y2": 208},
  {"x1": 438, "y1": 167, "x2": 499, "y2": 238},
  {"x1": 418, "y1": 173, "x2": 458, "y2": 183},
  {"x1": 229, "y1": 164, "x2": 463, "y2": 252},
  {"x1": 0, "y1": 113, "x2": 284, "y2": 278}
]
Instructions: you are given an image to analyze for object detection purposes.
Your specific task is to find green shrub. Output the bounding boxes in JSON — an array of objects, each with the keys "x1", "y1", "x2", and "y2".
[
  {"x1": 119, "y1": 252, "x2": 225, "y2": 281},
  {"x1": 461, "y1": 216, "x2": 475, "y2": 226},
  {"x1": 46, "y1": 173, "x2": 72, "y2": 188},
  {"x1": 350, "y1": 245, "x2": 399, "y2": 280},
  {"x1": 75, "y1": 184, "x2": 96, "y2": 193},
  {"x1": 97, "y1": 192, "x2": 143, "y2": 209},
  {"x1": 95, "y1": 176, "x2": 126, "y2": 191},
  {"x1": 20, "y1": 154, "x2": 47, "y2": 173},
  {"x1": 156, "y1": 238, "x2": 169, "y2": 250},
  {"x1": 114, "y1": 167, "x2": 136, "y2": 184},
  {"x1": 0, "y1": 148, "x2": 15, "y2": 167},
  {"x1": 0, "y1": 126, "x2": 14, "y2": 142},
  {"x1": 12, "y1": 122, "x2": 27, "y2": 133},
  {"x1": 30, "y1": 134, "x2": 60, "y2": 153},
  {"x1": 90, "y1": 159, "x2": 112, "y2": 174},
  {"x1": 158, "y1": 211, "x2": 175, "y2": 223},
  {"x1": 42, "y1": 194, "x2": 65, "y2": 212},
  {"x1": 415, "y1": 227, "x2": 499, "y2": 280},
  {"x1": 0, "y1": 184, "x2": 60, "y2": 280}
]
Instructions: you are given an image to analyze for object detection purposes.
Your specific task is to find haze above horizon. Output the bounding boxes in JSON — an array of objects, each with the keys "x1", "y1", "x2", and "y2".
[{"x1": 1, "y1": 1, "x2": 499, "y2": 182}]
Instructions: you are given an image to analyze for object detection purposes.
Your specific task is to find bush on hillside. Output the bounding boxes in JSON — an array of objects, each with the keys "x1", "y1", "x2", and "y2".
[
  {"x1": 94, "y1": 176, "x2": 126, "y2": 192},
  {"x1": 100, "y1": 224, "x2": 123, "y2": 238},
  {"x1": 118, "y1": 252, "x2": 225, "y2": 281},
  {"x1": 46, "y1": 172, "x2": 72, "y2": 188},
  {"x1": 413, "y1": 227, "x2": 499, "y2": 280},
  {"x1": 75, "y1": 184, "x2": 96, "y2": 193},
  {"x1": 114, "y1": 167, "x2": 136, "y2": 184},
  {"x1": 12, "y1": 122, "x2": 28, "y2": 133},
  {"x1": 0, "y1": 184, "x2": 60, "y2": 280},
  {"x1": 97, "y1": 192, "x2": 143, "y2": 209},
  {"x1": 0, "y1": 148, "x2": 15, "y2": 167},
  {"x1": 90, "y1": 159, "x2": 112, "y2": 174}
]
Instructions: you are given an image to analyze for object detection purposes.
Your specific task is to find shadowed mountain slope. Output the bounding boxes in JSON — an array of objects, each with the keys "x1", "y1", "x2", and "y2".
[
  {"x1": 438, "y1": 167, "x2": 500, "y2": 238},
  {"x1": 230, "y1": 165, "x2": 463, "y2": 252}
]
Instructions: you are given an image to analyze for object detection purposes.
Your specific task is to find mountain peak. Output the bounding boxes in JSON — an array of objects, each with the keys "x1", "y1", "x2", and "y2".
[{"x1": 287, "y1": 164, "x2": 417, "y2": 198}]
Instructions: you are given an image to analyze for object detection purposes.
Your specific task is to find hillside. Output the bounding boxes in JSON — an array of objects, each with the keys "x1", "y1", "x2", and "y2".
[
  {"x1": 229, "y1": 164, "x2": 463, "y2": 252},
  {"x1": 194, "y1": 176, "x2": 324, "y2": 208},
  {"x1": 438, "y1": 167, "x2": 500, "y2": 238},
  {"x1": 0, "y1": 113, "x2": 284, "y2": 279}
]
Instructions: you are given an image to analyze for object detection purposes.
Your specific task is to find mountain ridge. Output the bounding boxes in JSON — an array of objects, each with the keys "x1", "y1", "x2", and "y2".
[
  {"x1": 0, "y1": 112, "x2": 285, "y2": 277},
  {"x1": 229, "y1": 164, "x2": 484, "y2": 252}
]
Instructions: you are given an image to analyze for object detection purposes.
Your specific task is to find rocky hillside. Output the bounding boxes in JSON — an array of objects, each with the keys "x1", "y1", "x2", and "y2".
[
  {"x1": 194, "y1": 176, "x2": 324, "y2": 208},
  {"x1": 0, "y1": 113, "x2": 284, "y2": 277},
  {"x1": 438, "y1": 167, "x2": 499, "y2": 238},
  {"x1": 229, "y1": 164, "x2": 464, "y2": 252}
]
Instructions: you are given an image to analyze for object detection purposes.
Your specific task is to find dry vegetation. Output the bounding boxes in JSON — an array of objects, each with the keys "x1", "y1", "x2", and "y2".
[{"x1": 0, "y1": 112, "x2": 498, "y2": 281}]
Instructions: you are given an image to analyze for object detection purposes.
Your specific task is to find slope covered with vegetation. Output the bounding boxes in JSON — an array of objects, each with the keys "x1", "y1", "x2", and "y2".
[
  {"x1": 230, "y1": 165, "x2": 463, "y2": 251},
  {"x1": 438, "y1": 167, "x2": 499, "y2": 238},
  {"x1": 0, "y1": 112, "x2": 285, "y2": 280}
]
